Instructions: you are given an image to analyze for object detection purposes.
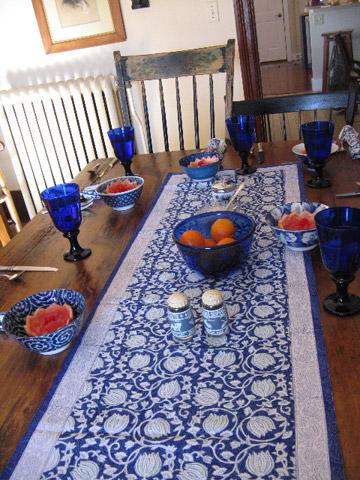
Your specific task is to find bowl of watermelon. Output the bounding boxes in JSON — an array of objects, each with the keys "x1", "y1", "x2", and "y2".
[
  {"x1": 179, "y1": 151, "x2": 220, "y2": 182},
  {"x1": 266, "y1": 202, "x2": 329, "y2": 251},
  {"x1": 95, "y1": 176, "x2": 144, "y2": 211},
  {"x1": 0, "y1": 289, "x2": 85, "y2": 355}
]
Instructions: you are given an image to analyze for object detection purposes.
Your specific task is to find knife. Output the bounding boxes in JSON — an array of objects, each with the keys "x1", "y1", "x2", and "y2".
[
  {"x1": 336, "y1": 192, "x2": 360, "y2": 198},
  {"x1": 0, "y1": 266, "x2": 58, "y2": 272},
  {"x1": 258, "y1": 143, "x2": 265, "y2": 164}
]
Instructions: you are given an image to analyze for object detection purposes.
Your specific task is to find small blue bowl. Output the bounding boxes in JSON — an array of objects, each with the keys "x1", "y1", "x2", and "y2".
[
  {"x1": 266, "y1": 202, "x2": 329, "y2": 252},
  {"x1": 95, "y1": 176, "x2": 144, "y2": 211},
  {"x1": 179, "y1": 152, "x2": 220, "y2": 182},
  {"x1": 173, "y1": 210, "x2": 255, "y2": 276},
  {"x1": 0, "y1": 289, "x2": 85, "y2": 355}
]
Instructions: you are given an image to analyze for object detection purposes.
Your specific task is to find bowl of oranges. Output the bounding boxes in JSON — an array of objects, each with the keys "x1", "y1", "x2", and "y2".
[{"x1": 173, "y1": 211, "x2": 255, "y2": 276}]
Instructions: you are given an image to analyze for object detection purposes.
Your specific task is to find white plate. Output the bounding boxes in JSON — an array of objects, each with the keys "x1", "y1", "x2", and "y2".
[{"x1": 292, "y1": 142, "x2": 339, "y2": 157}]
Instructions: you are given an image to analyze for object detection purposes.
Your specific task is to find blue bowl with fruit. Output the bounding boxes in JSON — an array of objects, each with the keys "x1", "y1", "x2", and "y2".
[
  {"x1": 179, "y1": 151, "x2": 220, "y2": 182},
  {"x1": 95, "y1": 176, "x2": 144, "y2": 211},
  {"x1": 173, "y1": 210, "x2": 255, "y2": 276},
  {"x1": 266, "y1": 201, "x2": 329, "y2": 251},
  {"x1": 0, "y1": 289, "x2": 85, "y2": 355}
]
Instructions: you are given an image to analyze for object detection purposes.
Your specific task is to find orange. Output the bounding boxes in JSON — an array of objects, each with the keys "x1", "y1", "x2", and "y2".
[
  {"x1": 210, "y1": 218, "x2": 235, "y2": 242},
  {"x1": 204, "y1": 238, "x2": 217, "y2": 247},
  {"x1": 179, "y1": 229, "x2": 205, "y2": 247},
  {"x1": 217, "y1": 237, "x2": 236, "y2": 246}
]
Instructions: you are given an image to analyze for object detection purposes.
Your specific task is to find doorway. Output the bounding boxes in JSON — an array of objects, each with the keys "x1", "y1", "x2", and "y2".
[
  {"x1": 254, "y1": 0, "x2": 288, "y2": 63},
  {"x1": 234, "y1": 0, "x2": 312, "y2": 99}
]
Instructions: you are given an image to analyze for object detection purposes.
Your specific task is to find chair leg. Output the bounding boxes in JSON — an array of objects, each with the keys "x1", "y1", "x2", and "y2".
[
  {"x1": 2, "y1": 186, "x2": 22, "y2": 233},
  {"x1": 0, "y1": 205, "x2": 11, "y2": 246},
  {"x1": 0, "y1": 167, "x2": 22, "y2": 233}
]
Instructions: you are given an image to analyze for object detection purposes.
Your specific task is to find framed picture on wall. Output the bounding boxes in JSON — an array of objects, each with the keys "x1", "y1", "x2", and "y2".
[{"x1": 32, "y1": 0, "x2": 126, "y2": 54}]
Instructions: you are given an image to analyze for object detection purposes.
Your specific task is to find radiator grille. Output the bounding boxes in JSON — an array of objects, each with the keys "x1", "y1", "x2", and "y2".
[{"x1": 0, "y1": 75, "x2": 120, "y2": 218}]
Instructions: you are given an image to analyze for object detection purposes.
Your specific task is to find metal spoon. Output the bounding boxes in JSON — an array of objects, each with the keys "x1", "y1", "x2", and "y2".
[
  {"x1": 226, "y1": 182, "x2": 245, "y2": 210},
  {"x1": 0, "y1": 271, "x2": 25, "y2": 281}
]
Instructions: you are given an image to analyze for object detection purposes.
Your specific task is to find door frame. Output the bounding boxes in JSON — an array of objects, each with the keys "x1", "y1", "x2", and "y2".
[
  {"x1": 232, "y1": 0, "x2": 263, "y2": 100},
  {"x1": 232, "y1": 0, "x2": 292, "y2": 98},
  {"x1": 282, "y1": 0, "x2": 293, "y2": 62}
]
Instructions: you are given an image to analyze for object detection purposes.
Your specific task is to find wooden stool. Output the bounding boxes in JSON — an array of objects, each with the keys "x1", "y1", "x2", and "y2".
[
  {"x1": 322, "y1": 30, "x2": 353, "y2": 92},
  {"x1": 0, "y1": 141, "x2": 22, "y2": 246}
]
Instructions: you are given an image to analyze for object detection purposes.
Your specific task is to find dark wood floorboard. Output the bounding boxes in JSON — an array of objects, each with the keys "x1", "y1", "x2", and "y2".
[{"x1": 261, "y1": 61, "x2": 313, "y2": 97}]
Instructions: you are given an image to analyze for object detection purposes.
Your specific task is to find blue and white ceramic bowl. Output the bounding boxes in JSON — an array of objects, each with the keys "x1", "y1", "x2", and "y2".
[
  {"x1": 95, "y1": 176, "x2": 144, "y2": 211},
  {"x1": 179, "y1": 152, "x2": 220, "y2": 182},
  {"x1": 0, "y1": 289, "x2": 85, "y2": 355},
  {"x1": 266, "y1": 202, "x2": 329, "y2": 251}
]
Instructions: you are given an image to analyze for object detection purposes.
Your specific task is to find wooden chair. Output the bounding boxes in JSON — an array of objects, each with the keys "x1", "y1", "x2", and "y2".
[
  {"x1": 0, "y1": 141, "x2": 22, "y2": 246},
  {"x1": 231, "y1": 89, "x2": 356, "y2": 142},
  {"x1": 113, "y1": 40, "x2": 235, "y2": 153}
]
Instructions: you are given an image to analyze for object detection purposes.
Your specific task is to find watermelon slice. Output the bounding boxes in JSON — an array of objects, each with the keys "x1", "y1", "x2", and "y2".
[
  {"x1": 278, "y1": 211, "x2": 315, "y2": 231},
  {"x1": 188, "y1": 156, "x2": 218, "y2": 168},
  {"x1": 25, "y1": 303, "x2": 74, "y2": 337},
  {"x1": 106, "y1": 179, "x2": 138, "y2": 194}
]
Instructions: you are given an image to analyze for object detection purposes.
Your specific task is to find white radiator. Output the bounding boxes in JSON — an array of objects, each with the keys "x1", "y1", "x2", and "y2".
[{"x1": 0, "y1": 75, "x2": 121, "y2": 218}]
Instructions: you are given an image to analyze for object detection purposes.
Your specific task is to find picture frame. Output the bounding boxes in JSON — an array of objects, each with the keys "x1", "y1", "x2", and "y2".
[{"x1": 32, "y1": 0, "x2": 126, "y2": 54}]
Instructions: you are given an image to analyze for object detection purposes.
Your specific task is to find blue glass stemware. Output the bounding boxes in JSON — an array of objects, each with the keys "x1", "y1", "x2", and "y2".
[
  {"x1": 41, "y1": 183, "x2": 91, "y2": 262},
  {"x1": 301, "y1": 121, "x2": 334, "y2": 189},
  {"x1": 226, "y1": 115, "x2": 256, "y2": 175},
  {"x1": 107, "y1": 126, "x2": 135, "y2": 176},
  {"x1": 315, "y1": 207, "x2": 360, "y2": 316}
]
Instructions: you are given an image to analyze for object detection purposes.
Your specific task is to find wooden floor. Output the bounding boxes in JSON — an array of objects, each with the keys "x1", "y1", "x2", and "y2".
[{"x1": 261, "y1": 61, "x2": 313, "y2": 97}]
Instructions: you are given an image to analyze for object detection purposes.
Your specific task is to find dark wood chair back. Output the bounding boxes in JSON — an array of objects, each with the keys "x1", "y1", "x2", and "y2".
[
  {"x1": 231, "y1": 89, "x2": 356, "y2": 142},
  {"x1": 114, "y1": 40, "x2": 235, "y2": 153}
]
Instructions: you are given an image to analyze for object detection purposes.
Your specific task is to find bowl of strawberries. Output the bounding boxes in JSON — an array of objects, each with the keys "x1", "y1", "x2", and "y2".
[
  {"x1": 179, "y1": 151, "x2": 220, "y2": 182},
  {"x1": 266, "y1": 201, "x2": 329, "y2": 251},
  {"x1": 95, "y1": 176, "x2": 144, "y2": 211}
]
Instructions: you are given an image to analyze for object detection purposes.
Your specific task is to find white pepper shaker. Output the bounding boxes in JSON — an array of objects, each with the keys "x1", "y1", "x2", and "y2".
[
  {"x1": 167, "y1": 292, "x2": 195, "y2": 341},
  {"x1": 201, "y1": 289, "x2": 229, "y2": 339}
]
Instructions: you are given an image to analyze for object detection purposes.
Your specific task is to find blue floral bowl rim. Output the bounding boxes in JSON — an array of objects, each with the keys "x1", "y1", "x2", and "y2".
[
  {"x1": 179, "y1": 151, "x2": 221, "y2": 167},
  {"x1": 266, "y1": 202, "x2": 329, "y2": 233},
  {"x1": 173, "y1": 210, "x2": 256, "y2": 250},
  {"x1": 1, "y1": 289, "x2": 85, "y2": 339},
  {"x1": 96, "y1": 176, "x2": 144, "y2": 197}
]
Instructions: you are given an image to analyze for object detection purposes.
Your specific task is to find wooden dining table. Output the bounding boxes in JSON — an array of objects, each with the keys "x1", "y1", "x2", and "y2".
[{"x1": 0, "y1": 143, "x2": 360, "y2": 479}]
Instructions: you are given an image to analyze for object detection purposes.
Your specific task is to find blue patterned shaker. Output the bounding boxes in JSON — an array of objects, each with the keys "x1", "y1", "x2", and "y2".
[
  {"x1": 202, "y1": 289, "x2": 229, "y2": 338},
  {"x1": 167, "y1": 292, "x2": 195, "y2": 341}
]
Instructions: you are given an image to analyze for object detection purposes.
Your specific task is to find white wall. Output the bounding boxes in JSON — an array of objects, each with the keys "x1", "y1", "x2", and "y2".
[
  {"x1": 309, "y1": 3, "x2": 360, "y2": 91},
  {"x1": 0, "y1": 0, "x2": 243, "y2": 189}
]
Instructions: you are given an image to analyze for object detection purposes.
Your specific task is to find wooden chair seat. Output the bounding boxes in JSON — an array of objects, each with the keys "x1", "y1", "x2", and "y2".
[{"x1": 114, "y1": 40, "x2": 235, "y2": 153}]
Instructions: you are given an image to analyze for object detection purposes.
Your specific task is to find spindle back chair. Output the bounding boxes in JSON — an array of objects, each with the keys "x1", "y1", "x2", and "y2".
[
  {"x1": 114, "y1": 40, "x2": 235, "y2": 153},
  {"x1": 231, "y1": 90, "x2": 355, "y2": 143}
]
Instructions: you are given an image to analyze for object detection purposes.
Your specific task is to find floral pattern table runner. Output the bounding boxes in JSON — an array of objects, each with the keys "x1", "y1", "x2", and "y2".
[{"x1": 5, "y1": 165, "x2": 343, "y2": 479}]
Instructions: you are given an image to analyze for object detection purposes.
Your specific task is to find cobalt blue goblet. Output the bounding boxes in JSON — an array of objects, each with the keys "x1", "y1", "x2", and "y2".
[
  {"x1": 301, "y1": 121, "x2": 334, "y2": 189},
  {"x1": 108, "y1": 126, "x2": 135, "y2": 176},
  {"x1": 41, "y1": 183, "x2": 91, "y2": 262},
  {"x1": 226, "y1": 115, "x2": 256, "y2": 175},
  {"x1": 315, "y1": 206, "x2": 360, "y2": 316}
]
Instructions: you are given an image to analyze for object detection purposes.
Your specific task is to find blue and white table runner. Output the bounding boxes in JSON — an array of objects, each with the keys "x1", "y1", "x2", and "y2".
[{"x1": 5, "y1": 165, "x2": 343, "y2": 479}]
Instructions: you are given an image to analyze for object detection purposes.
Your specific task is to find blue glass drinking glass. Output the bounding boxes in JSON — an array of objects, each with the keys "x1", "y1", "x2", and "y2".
[
  {"x1": 226, "y1": 115, "x2": 256, "y2": 175},
  {"x1": 107, "y1": 126, "x2": 135, "y2": 176},
  {"x1": 41, "y1": 183, "x2": 91, "y2": 262},
  {"x1": 315, "y1": 207, "x2": 360, "y2": 316},
  {"x1": 301, "y1": 121, "x2": 334, "y2": 189}
]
